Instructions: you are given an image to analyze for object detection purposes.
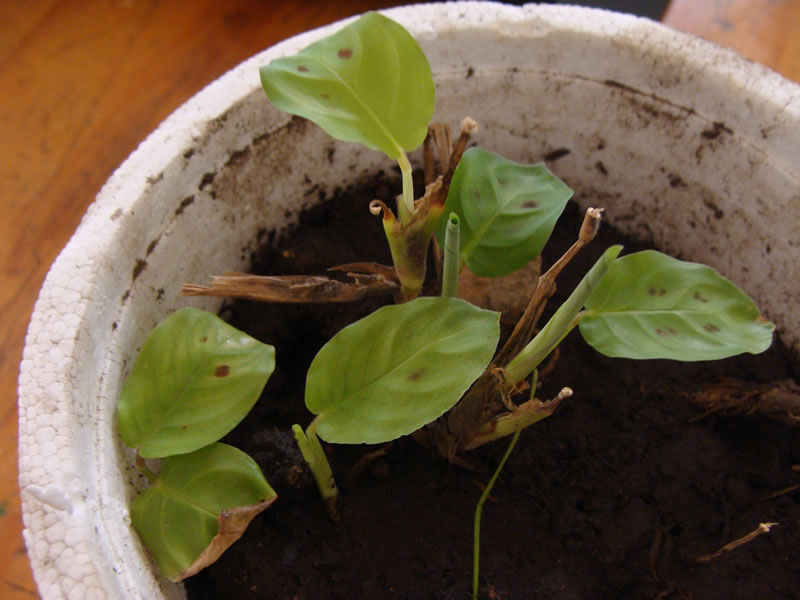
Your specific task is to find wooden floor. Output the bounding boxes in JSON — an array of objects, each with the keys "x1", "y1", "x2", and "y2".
[{"x1": 1, "y1": 0, "x2": 798, "y2": 597}]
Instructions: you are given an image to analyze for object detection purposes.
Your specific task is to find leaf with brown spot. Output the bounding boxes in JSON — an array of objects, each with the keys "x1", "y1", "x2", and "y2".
[
  {"x1": 259, "y1": 12, "x2": 434, "y2": 159},
  {"x1": 306, "y1": 297, "x2": 500, "y2": 444},
  {"x1": 434, "y1": 148, "x2": 572, "y2": 277},
  {"x1": 579, "y1": 250, "x2": 774, "y2": 360},
  {"x1": 118, "y1": 308, "x2": 275, "y2": 458}
]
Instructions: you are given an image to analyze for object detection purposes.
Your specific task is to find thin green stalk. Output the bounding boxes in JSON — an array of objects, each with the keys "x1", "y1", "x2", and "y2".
[
  {"x1": 442, "y1": 213, "x2": 461, "y2": 298},
  {"x1": 293, "y1": 419, "x2": 339, "y2": 519},
  {"x1": 397, "y1": 152, "x2": 415, "y2": 223},
  {"x1": 503, "y1": 245, "x2": 622, "y2": 386},
  {"x1": 473, "y1": 429, "x2": 521, "y2": 600}
]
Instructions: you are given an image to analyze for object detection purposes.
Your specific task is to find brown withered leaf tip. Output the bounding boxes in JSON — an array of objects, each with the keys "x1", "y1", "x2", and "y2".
[{"x1": 174, "y1": 496, "x2": 277, "y2": 581}]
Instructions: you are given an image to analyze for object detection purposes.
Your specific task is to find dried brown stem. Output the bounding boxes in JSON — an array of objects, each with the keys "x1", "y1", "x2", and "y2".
[
  {"x1": 649, "y1": 526, "x2": 672, "y2": 583},
  {"x1": 422, "y1": 117, "x2": 478, "y2": 215},
  {"x1": 695, "y1": 522, "x2": 778, "y2": 563},
  {"x1": 422, "y1": 118, "x2": 478, "y2": 284},
  {"x1": 423, "y1": 131, "x2": 436, "y2": 186},
  {"x1": 494, "y1": 207, "x2": 603, "y2": 367},
  {"x1": 434, "y1": 126, "x2": 453, "y2": 170},
  {"x1": 761, "y1": 482, "x2": 800, "y2": 502},
  {"x1": 687, "y1": 378, "x2": 800, "y2": 426},
  {"x1": 427, "y1": 123, "x2": 453, "y2": 180},
  {"x1": 182, "y1": 271, "x2": 398, "y2": 303},
  {"x1": 327, "y1": 262, "x2": 399, "y2": 280},
  {"x1": 443, "y1": 117, "x2": 478, "y2": 191}
]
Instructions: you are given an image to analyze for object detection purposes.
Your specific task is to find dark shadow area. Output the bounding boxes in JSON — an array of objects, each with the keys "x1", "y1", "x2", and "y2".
[{"x1": 501, "y1": 0, "x2": 668, "y2": 20}]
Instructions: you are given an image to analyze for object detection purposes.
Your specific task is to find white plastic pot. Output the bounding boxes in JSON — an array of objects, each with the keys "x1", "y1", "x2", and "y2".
[{"x1": 18, "y1": 3, "x2": 800, "y2": 598}]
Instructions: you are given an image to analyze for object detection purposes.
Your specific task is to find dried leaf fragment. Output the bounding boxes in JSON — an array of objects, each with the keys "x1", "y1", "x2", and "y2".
[
  {"x1": 688, "y1": 378, "x2": 800, "y2": 425},
  {"x1": 182, "y1": 271, "x2": 398, "y2": 303},
  {"x1": 695, "y1": 522, "x2": 778, "y2": 563},
  {"x1": 176, "y1": 497, "x2": 277, "y2": 580}
]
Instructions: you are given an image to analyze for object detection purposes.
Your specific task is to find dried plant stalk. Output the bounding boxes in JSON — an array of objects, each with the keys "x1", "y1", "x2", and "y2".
[
  {"x1": 182, "y1": 271, "x2": 397, "y2": 303},
  {"x1": 696, "y1": 522, "x2": 778, "y2": 563}
]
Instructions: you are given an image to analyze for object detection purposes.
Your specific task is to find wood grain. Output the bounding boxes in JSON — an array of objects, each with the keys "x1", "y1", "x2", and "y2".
[
  {"x1": 1, "y1": 1, "x2": 797, "y2": 598},
  {"x1": 663, "y1": 0, "x2": 800, "y2": 83}
]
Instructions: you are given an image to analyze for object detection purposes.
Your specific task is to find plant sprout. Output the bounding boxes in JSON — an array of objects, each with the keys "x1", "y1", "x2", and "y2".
[{"x1": 120, "y1": 11, "x2": 775, "y2": 590}]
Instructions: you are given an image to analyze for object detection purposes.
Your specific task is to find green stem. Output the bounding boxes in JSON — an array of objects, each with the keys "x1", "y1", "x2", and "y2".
[
  {"x1": 473, "y1": 429, "x2": 521, "y2": 600},
  {"x1": 397, "y1": 152, "x2": 415, "y2": 223},
  {"x1": 293, "y1": 419, "x2": 339, "y2": 519},
  {"x1": 503, "y1": 245, "x2": 622, "y2": 386},
  {"x1": 442, "y1": 213, "x2": 461, "y2": 298}
]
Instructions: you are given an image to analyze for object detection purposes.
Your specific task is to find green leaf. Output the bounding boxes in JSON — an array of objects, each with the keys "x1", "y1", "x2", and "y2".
[
  {"x1": 259, "y1": 12, "x2": 434, "y2": 159},
  {"x1": 118, "y1": 308, "x2": 275, "y2": 458},
  {"x1": 435, "y1": 148, "x2": 573, "y2": 277},
  {"x1": 579, "y1": 250, "x2": 774, "y2": 360},
  {"x1": 306, "y1": 297, "x2": 500, "y2": 444},
  {"x1": 131, "y1": 443, "x2": 276, "y2": 581}
]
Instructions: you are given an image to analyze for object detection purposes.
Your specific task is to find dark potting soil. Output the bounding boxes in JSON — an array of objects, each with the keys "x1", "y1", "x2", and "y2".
[{"x1": 184, "y1": 178, "x2": 800, "y2": 600}]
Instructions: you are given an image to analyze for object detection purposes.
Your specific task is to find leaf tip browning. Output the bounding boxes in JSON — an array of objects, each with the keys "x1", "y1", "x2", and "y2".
[{"x1": 173, "y1": 496, "x2": 278, "y2": 581}]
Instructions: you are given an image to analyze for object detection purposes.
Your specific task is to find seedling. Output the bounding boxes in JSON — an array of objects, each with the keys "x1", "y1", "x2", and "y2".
[
  {"x1": 120, "y1": 12, "x2": 775, "y2": 590},
  {"x1": 260, "y1": 11, "x2": 436, "y2": 300}
]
